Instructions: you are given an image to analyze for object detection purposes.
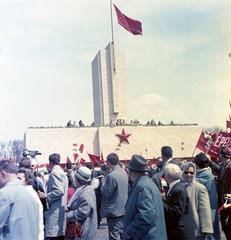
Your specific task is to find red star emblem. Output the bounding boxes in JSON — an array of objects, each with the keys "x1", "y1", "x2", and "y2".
[{"x1": 116, "y1": 128, "x2": 132, "y2": 144}]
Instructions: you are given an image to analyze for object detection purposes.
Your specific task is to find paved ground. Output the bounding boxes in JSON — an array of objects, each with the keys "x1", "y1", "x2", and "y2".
[
  {"x1": 96, "y1": 218, "x2": 109, "y2": 240},
  {"x1": 95, "y1": 218, "x2": 227, "y2": 240}
]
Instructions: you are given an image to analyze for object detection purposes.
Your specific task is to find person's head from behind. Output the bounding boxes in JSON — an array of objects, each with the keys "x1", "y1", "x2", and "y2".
[
  {"x1": 161, "y1": 146, "x2": 173, "y2": 161},
  {"x1": 106, "y1": 153, "x2": 119, "y2": 167},
  {"x1": 94, "y1": 162, "x2": 102, "y2": 168},
  {"x1": 18, "y1": 157, "x2": 31, "y2": 169},
  {"x1": 164, "y1": 163, "x2": 181, "y2": 184},
  {"x1": 49, "y1": 153, "x2": 60, "y2": 168},
  {"x1": 0, "y1": 160, "x2": 18, "y2": 188},
  {"x1": 18, "y1": 168, "x2": 33, "y2": 186},
  {"x1": 85, "y1": 162, "x2": 93, "y2": 170},
  {"x1": 156, "y1": 157, "x2": 163, "y2": 168},
  {"x1": 194, "y1": 152, "x2": 209, "y2": 170}
]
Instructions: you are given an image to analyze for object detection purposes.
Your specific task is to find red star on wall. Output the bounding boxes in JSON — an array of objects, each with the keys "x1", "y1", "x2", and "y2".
[{"x1": 116, "y1": 128, "x2": 132, "y2": 144}]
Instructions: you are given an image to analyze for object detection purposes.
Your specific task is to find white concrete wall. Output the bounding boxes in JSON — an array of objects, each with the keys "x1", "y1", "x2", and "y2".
[{"x1": 24, "y1": 125, "x2": 202, "y2": 164}]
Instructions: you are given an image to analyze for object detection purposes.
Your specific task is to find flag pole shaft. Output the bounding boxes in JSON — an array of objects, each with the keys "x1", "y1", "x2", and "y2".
[
  {"x1": 191, "y1": 145, "x2": 197, "y2": 157},
  {"x1": 110, "y1": 0, "x2": 116, "y2": 74}
]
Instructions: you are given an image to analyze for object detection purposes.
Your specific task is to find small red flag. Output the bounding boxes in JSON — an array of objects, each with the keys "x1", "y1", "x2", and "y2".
[
  {"x1": 79, "y1": 144, "x2": 84, "y2": 153},
  {"x1": 80, "y1": 158, "x2": 86, "y2": 165},
  {"x1": 73, "y1": 153, "x2": 79, "y2": 163},
  {"x1": 113, "y1": 4, "x2": 142, "y2": 35},
  {"x1": 66, "y1": 156, "x2": 71, "y2": 163},
  {"x1": 88, "y1": 153, "x2": 100, "y2": 165}
]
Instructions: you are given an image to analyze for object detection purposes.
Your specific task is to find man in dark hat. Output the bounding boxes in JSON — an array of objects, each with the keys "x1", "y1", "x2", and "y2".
[{"x1": 122, "y1": 154, "x2": 167, "y2": 240}]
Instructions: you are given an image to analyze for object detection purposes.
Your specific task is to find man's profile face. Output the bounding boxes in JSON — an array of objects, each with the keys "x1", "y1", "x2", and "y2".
[{"x1": 0, "y1": 171, "x2": 7, "y2": 189}]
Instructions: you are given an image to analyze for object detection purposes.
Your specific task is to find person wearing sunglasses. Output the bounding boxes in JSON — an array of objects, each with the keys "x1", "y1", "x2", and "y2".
[{"x1": 181, "y1": 162, "x2": 213, "y2": 240}]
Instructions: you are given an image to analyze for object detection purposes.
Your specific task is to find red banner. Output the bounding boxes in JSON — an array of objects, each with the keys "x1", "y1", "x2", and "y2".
[
  {"x1": 195, "y1": 131, "x2": 215, "y2": 153},
  {"x1": 226, "y1": 120, "x2": 231, "y2": 129},
  {"x1": 208, "y1": 131, "x2": 231, "y2": 158}
]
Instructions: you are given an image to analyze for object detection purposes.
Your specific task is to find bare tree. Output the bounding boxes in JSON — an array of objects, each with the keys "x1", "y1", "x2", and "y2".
[{"x1": 0, "y1": 140, "x2": 24, "y2": 163}]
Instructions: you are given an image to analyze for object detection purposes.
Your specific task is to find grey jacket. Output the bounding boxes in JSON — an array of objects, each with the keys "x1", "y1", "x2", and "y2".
[
  {"x1": 45, "y1": 165, "x2": 68, "y2": 237},
  {"x1": 101, "y1": 165, "x2": 128, "y2": 218},
  {"x1": 67, "y1": 185, "x2": 97, "y2": 240}
]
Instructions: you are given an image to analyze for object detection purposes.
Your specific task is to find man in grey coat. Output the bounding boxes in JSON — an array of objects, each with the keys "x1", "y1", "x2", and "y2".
[
  {"x1": 100, "y1": 153, "x2": 128, "y2": 240},
  {"x1": 38, "y1": 153, "x2": 68, "y2": 240},
  {"x1": 0, "y1": 160, "x2": 40, "y2": 240}
]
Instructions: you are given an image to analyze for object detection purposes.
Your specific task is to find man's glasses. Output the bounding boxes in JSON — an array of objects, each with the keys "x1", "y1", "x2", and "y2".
[{"x1": 184, "y1": 171, "x2": 194, "y2": 175}]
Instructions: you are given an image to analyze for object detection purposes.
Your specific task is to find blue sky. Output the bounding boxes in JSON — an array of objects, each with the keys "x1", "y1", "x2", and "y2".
[{"x1": 0, "y1": 0, "x2": 231, "y2": 141}]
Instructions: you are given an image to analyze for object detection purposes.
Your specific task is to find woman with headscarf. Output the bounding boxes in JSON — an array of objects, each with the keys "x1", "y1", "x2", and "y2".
[
  {"x1": 181, "y1": 162, "x2": 213, "y2": 240},
  {"x1": 65, "y1": 166, "x2": 97, "y2": 240}
]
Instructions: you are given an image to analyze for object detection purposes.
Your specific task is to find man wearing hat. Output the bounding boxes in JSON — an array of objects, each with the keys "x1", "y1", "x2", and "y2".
[
  {"x1": 100, "y1": 153, "x2": 128, "y2": 240},
  {"x1": 123, "y1": 154, "x2": 167, "y2": 240}
]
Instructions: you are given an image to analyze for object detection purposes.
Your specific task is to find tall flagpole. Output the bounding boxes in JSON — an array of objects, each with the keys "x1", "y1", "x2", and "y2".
[{"x1": 110, "y1": 0, "x2": 116, "y2": 74}]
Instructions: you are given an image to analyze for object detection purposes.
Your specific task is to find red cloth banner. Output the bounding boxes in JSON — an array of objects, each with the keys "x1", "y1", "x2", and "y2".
[
  {"x1": 208, "y1": 131, "x2": 231, "y2": 158},
  {"x1": 73, "y1": 153, "x2": 79, "y2": 163},
  {"x1": 195, "y1": 131, "x2": 215, "y2": 153},
  {"x1": 226, "y1": 120, "x2": 231, "y2": 129}
]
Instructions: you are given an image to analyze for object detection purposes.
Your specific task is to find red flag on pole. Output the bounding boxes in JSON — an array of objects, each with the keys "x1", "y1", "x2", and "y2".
[
  {"x1": 73, "y1": 153, "x2": 79, "y2": 163},
  {"x1": 195, "y1": 131, "x2": 217, "y2": 154},
  {"x1": 100, "y1": 149, "x2": 105, "y2": 164},
  {"x1": 79, "y1": 144, "x2": 84, "y2": 153},
  {"x1": 208, "y1": 131, "x2": 231, "y2": 158},
  {"x1": 66, "y1": 156, "x2": 71, "y2": 163},
  {"x1": 80, "y1": 158, "x2": 86, "y2": 166},
  {"x1": 113, "y1": 4, "x2": 142, "y2": 35},
  {"x1": 88, "y1": 153, "x2": 100, "y2": 165}
]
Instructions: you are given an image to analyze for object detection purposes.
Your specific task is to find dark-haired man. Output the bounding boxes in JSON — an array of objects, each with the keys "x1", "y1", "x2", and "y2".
[
  {"x1": 151, "y1": 146, "x2": 178, "y2": 190},
  {"x1": 101, "y1": 153, "x2": 128, "y2": 240},
  {"x1": 38, "y1": 153, "x2": 68, "y2": 240},
  {"x1": 0, "y1": 160, "x2": 40, "y2": 239}
]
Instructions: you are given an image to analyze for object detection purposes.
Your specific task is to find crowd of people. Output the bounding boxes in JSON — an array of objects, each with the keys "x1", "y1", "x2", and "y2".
[
  {"x1": 63, "y1": 119, "x2": 197, "y2": 129},
  {"x1": 0, "y1": 145, "x2": 230, "y2": 240}
]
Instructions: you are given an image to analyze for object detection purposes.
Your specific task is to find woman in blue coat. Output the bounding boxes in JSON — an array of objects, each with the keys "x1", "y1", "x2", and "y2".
[{"x1": 194, "y1": 152, "x2": 221, "y2": 240}]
